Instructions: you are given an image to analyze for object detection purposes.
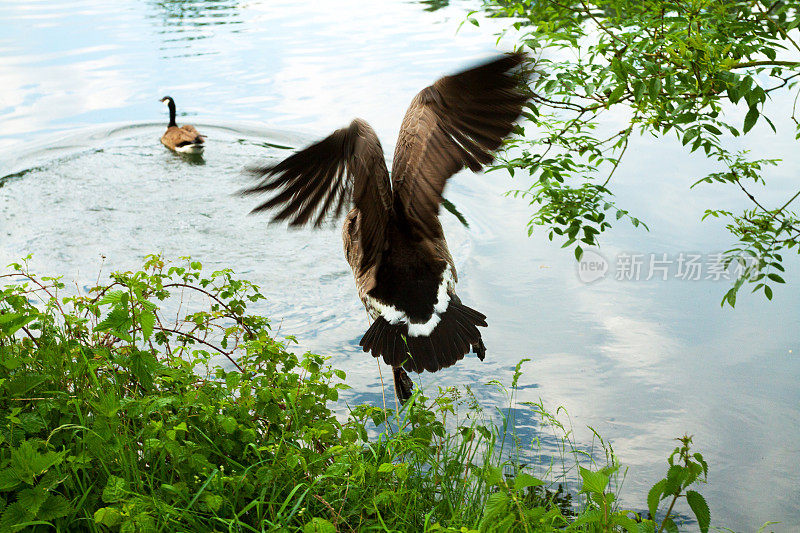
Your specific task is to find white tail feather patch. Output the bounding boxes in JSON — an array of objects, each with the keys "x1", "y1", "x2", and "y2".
[
  {"x1": 366, "y1": 266, "x2": 454, "y2": 338},
  {"x1": 176, "y1": 143, "x2": 204, "y2": 154},
  {"x1": 407, "y1": 314, "x2": 442, "y2": 337}
]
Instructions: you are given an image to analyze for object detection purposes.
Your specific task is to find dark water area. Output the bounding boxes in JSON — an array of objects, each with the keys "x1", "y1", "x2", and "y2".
[{"x1": 1, "y1": 1, "x2": 799, "y2": 530}]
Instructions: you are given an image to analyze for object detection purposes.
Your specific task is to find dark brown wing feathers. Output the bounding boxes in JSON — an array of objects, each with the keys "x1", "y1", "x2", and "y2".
[
  {"x1": 241, "y1": 119, "x2": 392, "y2": 274},
  {"x1": 243, "y1": 52, "x2": 527, "y2": 248},
  {"x1": 392, "y1": 52, "x2": 528, "y2": 238}
]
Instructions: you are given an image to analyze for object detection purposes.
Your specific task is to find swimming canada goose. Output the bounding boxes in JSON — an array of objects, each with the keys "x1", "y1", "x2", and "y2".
[
  {"x1": 242, "y1": 53, "x2": 529, "y2": 403},
  {"x1": 160, "y1": 96, "x2": 205, "y2": 154}
]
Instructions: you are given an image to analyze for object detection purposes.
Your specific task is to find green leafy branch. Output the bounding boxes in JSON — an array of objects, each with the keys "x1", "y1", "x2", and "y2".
[{"x1": 479, "y1": 0, "x2": 800, "y2": 303}]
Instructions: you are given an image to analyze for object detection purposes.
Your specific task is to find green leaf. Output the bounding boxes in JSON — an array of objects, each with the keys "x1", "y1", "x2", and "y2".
[
  {"x1": 220, "y1": 416, "x2": 237, "y2": 434},
  {"x1": 37, "y1": 495, "x2": 71, "y2": 521},
  {"x1": 484, "y1": 466, "x2": 503, "y2": 487},
  {"x1": 225, "y1": 371, "x2": 241, "y2": 391},
  {"x1": 727, "y1": 83, "x2": 741, "y2": 104},
  {"x1": 102, "y1": 475, "x2": 128, "y2": 503},
  {"x1": 743, "y1": 106, "x2": 759, "y2": 133},
  {"x1": 0, "y1": 469, "x2": 23, "y2": 491},
  {"x1": 722, "y1": 287, "x2": 737, "y2": 308},
  {"x1": 664, "y1": 464, "x2": 684, "y2": 493},
  {"x1": 662, "y1": 517, "x2": 679, "y2": 533},
  {"x1": 96, "y1": 307, "x2": 133, "y2": 342},
  {"x1": 513, "y1": 473, "x2": 544, "y2": 491},
  {"x1": 608, "y1": 84, "x2": 626, "y2": 105},
  {"x1": 11, "y1": 441, "x2": 65, "y2": 484},
  {"x1": 0, "y1": 501, "x2": 32, "y2": 533},
  {"x1": 686, "y1": 491, "x2": 711, "y2": 533},
  {"x1": 579, "y1": 466, "x2": 609, "y2": 494},
  {"x1": 767, "y1": 273, "x2": 785, "y2": 284},
  {"x1": 633, "y1": 81, "x2": 645, "y2": 102},
  {"x1": 647, "y1": 479, "x2": 666, "y2": 519},
  {"x1": 482, "y1": 491, "x2": 510, "y2": 520},
  {"x1": 682, "y1": 128, "x2": 698, "y2": 146},
  {"x1": 304, "y1": 517, "x2": 335, "y2": 533},
  {"x1": 0, "y1": 314, "x2": 35, "y2": 336},
  {"x1": 98, "y1": 290, "x2": 126, "y2": 306},
  {"x1": 19, "y1": 412, "x2": 46, "y2": 434},
  {"x1": 568, "y1": 508, "x2": 604, "y2": 529},
  {"x1": 203, "y1": 493, "x2": 223, "y2": 513},
  {"x1": 140, "y1": 310, "x2": 155, "y2": 340},
  {"x1": 612, "y1": 513, "x2": 641, "y2": 533},
  {"x1": 94, "y1": 507, "x2": 122, "y2": 527},
  {"x1": 129, "y1": 351, "x2": 154, "y2": 390},
  {"x1": 17, "y1": 487, "x2": 47, "y2": 518}
]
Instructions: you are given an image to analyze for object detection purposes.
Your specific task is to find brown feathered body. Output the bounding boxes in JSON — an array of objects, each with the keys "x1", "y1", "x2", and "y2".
[
  {"x1": 242, "y1": 53, "x2": 529, "y2": 402},
  {"x1": 161, "y1": 125, "x2": 205, "y2": 154},
  {"x1": 160, "y1": 96, "x2": 205, "y2": 154}
]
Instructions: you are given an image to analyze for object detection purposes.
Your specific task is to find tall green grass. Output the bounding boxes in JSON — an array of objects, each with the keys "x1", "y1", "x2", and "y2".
[{"x1": 0, "y1": 255, "x2": 714, "y2": 532}]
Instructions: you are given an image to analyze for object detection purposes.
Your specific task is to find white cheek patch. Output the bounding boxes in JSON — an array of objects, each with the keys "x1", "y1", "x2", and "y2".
[{"x1": 367, "y1": 265, "x2": 454, "y2": 338}]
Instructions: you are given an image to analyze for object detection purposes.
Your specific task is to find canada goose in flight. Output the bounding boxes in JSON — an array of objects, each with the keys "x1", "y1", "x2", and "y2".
[
  {"x1": 242, "y1": 53, "x2": 529, "y2": 403},
  {"x1": 160, "y1": 96, "x2": 205, "y2": 154}
]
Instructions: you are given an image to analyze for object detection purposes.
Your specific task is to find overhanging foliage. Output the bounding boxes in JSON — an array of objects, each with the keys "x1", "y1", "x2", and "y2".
[{"x1": 477, "y1": 0, "x2": 800, "y2": 305}]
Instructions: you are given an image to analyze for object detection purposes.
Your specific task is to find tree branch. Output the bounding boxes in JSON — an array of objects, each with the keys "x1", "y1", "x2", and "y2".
[
  {"x1": 731, "y1": 60, "x2": 800, "y2": 69},
  {"x1": 158, "y1": 326, "x2": 244, "y2": 372}
]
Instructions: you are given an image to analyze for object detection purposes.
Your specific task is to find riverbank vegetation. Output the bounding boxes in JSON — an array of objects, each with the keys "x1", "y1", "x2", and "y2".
[{"x1": 0, "y1": 256, "x2": 714, "y2": 532}]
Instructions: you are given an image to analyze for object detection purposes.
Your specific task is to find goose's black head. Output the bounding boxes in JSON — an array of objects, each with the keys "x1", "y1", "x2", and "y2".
[{"x1": 160, "y1": 96, "x2": 177, "y2": 127}]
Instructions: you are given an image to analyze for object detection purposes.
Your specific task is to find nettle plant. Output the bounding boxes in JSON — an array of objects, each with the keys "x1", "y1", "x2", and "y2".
[{"x1": 473, "y1": 0, "x2": 800, "y2": 305}]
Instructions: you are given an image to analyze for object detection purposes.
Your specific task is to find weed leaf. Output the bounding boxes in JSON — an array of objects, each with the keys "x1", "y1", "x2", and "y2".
[
  {"x1": 686, "y1": 490, "x2": 711, "y2": 533},
  {"x1": 647, "y1": 479, "x2": 666, "y2": 519}
]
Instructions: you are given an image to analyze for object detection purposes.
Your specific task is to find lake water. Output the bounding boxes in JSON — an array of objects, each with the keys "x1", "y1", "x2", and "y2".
[{"x1": 1, "y1": 1, "x2": 799, "y2": 530}]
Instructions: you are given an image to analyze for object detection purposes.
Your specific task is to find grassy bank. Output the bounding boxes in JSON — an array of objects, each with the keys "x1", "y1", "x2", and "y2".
[{"x1": 0, "y1": 256, "x2": 711, "y2": 532}]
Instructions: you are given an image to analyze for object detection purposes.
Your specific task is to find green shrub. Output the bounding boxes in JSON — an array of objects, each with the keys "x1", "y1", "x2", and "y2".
[{"x1": 0, "y1": 256, "x2": 712, "y2": 532}]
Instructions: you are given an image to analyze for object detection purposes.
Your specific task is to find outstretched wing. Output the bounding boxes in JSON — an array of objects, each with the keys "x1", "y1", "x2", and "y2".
[
  {"x1": 241, "y1": 118, "x2": 392, "y2": 273},
  {"x1": 391, "y1": 52, "x2": 528, "y2": 237}
]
